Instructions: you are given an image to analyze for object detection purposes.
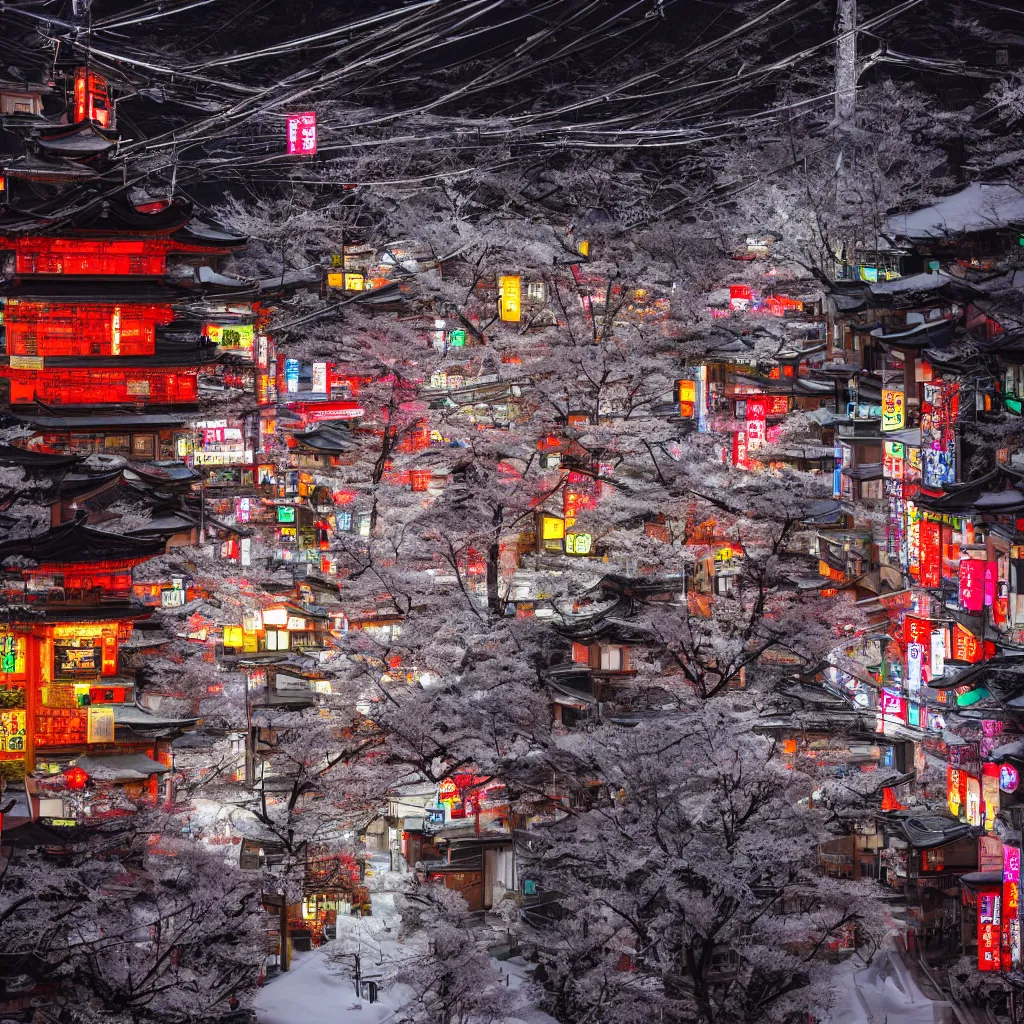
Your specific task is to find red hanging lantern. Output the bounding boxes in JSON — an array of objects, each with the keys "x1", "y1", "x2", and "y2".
[{"x1": 63, "y1": 766, "x2": 89, "y2": 790}]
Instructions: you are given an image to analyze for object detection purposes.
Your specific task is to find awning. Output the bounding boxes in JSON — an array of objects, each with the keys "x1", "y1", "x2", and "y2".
[
  {"x1": 960, "y1": 870, "x2": 1003, "y2": 891},
  {"x1": 890, "y1": 814, "x2": 977, "y2": 850},
  {"x1": 74, "y1": 754, "x2": 170, "y2": 782}
]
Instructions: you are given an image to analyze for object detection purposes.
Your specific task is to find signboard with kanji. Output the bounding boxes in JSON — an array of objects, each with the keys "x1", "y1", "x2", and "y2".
[{"x1": 286, "y1": 112, "x2": 317, "y2": 156}]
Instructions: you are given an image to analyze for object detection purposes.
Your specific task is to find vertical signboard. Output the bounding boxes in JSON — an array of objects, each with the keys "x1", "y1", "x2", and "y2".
[
  {"x1": 745, "y1": 398, "x2": 767, "y2": 451},
  {"x1": 960, "y1": 559, "x2": 986, "y2": 614},
  {"x1": 979, "y1": 891, "x2": 1002, "y2": 971},
  {"x1": 1003, "y1": 846, "x2": 1021, "y2": 972},
  {"x1": 881, "y1": 389, "x2": 906, "y2": 431},
  {"x1": 286, "y1": 112, "x2": 317, "y2": 155},
  {"x1": 930, "y1": 629, "x2": 945, "y2": 679},
  {"x1": 919, "y1": 520, "x2": 941, "y2": 588},
  {"x1": 498, "y1": 276, "x2": 521, "y2": 322},
  {"x1": 907, "y1": 643, "x2": 923, "y2": 696}
]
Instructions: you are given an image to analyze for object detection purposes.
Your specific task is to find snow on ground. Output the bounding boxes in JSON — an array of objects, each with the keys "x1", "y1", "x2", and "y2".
[
  {"x1": 826, "y1": 947, "x2": 950, "y2": 1024},
  {"x1": 256, "y1": 943, "x2": 398, "y2": 1024},
  {"x1": 256, "y1": 888, "x2": 558, "y2": 1024},
  {"x1": 256, "y1": 896, "x2": 410, "y2": 1024},
  {"x1": 494, "y1": 957, "x2": 559, "y2": 1024}
]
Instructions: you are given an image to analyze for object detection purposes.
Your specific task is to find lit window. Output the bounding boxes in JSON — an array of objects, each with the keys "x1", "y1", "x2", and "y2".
[{"x1": 599, "y1": 646, "x2": 623, "y2": 671}]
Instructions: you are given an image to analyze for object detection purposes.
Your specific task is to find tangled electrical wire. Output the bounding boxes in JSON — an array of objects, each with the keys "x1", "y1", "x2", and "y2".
[{"x1": 0, "y1": 0, "x2": 1014, "y2": 207}]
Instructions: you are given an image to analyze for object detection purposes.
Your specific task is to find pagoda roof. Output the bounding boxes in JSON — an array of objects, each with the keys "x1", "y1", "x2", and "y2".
[
  {"x1": 75, "y1": 752, "x2": 171, "y2": 781},
  {"x1": 0, "y1": 444, "x2": 83, "y2": 472},
  {"x1": 916, "y1": 465, "x2": 1024, "y2": 515},
  {"x1": 1, "y1": 277, "x2": 194, "y2": 302},
  {"x1": 171, "y1": 218, "x2": 248, "y2": 249},
  {"x1": 826, "y1": 272, "x2": 980, "y2": 312},
  {"x1": 13, "y1": 411, "x2": 191, "y2": 430},
  {"x1": 0, "y1": 195, "x2": 244, "y2": 249},
  {"x1": 53, "y1": 468, "x2": 124, "y2": 502},
  {"x1": 0, "y1": 192, "x2": 187, "y2": 235},
  {"x1": 1, "y1": 275, "x2": 260, "y2": 305},
  {"x1": 0, "y1": 600, "x2": 151, "y2": 625},
  {"x1": 0, "y1": 510, "x2": 165, "y2": 566},
  {"x1": 125, "y1": 461, "x2": 202, "y2": 489},
  {"x1": 886, "y1": 813, "x2": 978, "y2": 850},
  {"x1": 0, "y1": 150, "x2": 99, "y2": 182},
  {"x1": 37, "y1": 122, "x2": 117, "y2": 158},
  {"x1": 4, "y1": 342, "x2": 222, "y2": 369},
  {"x1": 869, "y1": 317, "x2": 956, "y2": 350},
  {"x1": 292, "y1": 425, "x2": 360, "y2": 454},
  {"x1": 113, "y1": 704, "x2": 199, "y2": 735}
]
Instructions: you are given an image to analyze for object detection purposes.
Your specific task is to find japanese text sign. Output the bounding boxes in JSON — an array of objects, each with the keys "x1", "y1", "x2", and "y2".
[{"x1": 286, "y1": 112, "x2": 317, "y2": 155}]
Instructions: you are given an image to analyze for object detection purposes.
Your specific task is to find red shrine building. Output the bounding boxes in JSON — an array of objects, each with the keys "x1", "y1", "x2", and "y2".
[
  {"x1": 0, "y1": 64, "x2": 251, "y2": 458},
  {"x1": 0, "y1": 514, "x2": 194, "y2": 814},
  {"x1": 0, "y1": 199, "x2": 247, "y2": 412}
]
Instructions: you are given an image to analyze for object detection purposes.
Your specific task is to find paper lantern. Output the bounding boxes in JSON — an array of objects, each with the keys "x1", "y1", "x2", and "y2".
[{"x1": 63, "y1": 766, "x2": 89, "y2": 790}]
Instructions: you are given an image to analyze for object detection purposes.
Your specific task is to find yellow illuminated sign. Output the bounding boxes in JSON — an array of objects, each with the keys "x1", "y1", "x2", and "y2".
[
  {"x1": 565, "y1": 533, "x2": 592, "y2": 555},
  {"x1": 327, "y1": 272, "x2": 344, "y2": 288},
  {"x1": 344, "y1": 273, "x2": 365, "y2": 291},
  {"x1": 679, "y1": 379, "x2": 696, "y2": 419},
  {"x1": 882, "y1": 389, "x2": 905, "y2": 432},
  {"x1": 499, "y1": 276, "x2": 521, "y2": 322},
  {"x1": 0, "y1": 709, "x2": 26, "y2": 752},
  {"x1": 541, "y1": 516, "x2": 565, "y2": 540}
]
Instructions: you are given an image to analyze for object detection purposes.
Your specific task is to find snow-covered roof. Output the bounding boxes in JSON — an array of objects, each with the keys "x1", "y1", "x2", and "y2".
[
  {"x1": 113, "y1": 705, "x2": 198, "y2": 729},
  {"x1": 888, "y1": 183, "x2": 1024, "y2": 241},
  {"x1": 197, "y1": 266, "x2": 250, "y2": 288},
  {"x1": 866, "y1": 271, "x2": 954, "y2": 295},
  {"x1": 183, "y1": 218, "x2": 245, "y2": 242},
  {"x1": 74, "y1": 753, "x2": 170, "y2": 781}
]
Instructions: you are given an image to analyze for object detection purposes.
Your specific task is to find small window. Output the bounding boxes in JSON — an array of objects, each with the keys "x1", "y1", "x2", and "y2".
[
  {"x1": 526, "y1": 281, "x2": 546, "y2": 303},
  {"x1": 996, "y1": 49, "x2": 1010, "y2": 66},
  {"x1": 266, "y1": 630, "x2": 289, "y2": 651},
  {"x1": 132, "y1": 434, "x2": 155, "y2": 457},
  {"x1": 599, "y1": 646, "x2": 623, "y2": 671},
  {"x1": 38, "y1": 798, "x2": 65, "y2": 818}
]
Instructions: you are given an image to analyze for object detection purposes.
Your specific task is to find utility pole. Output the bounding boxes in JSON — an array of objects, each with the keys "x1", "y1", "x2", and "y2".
[
  {"x1": 266, "y1": 893, "x2": 290, "y2": 972},
  {"x1": 835, "y1": 0, "x2": 857, "y2": 125},
  {"x1": 280, "y1": 895, "x2": 289, "y2": 972}
]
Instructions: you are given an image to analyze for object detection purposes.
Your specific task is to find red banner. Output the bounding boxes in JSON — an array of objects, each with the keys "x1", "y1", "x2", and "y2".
[
  {"x1": 746, "y1": 399, "x2": 767, "y2": 450},
  {"x1": 904, "y1": 616, "x2": 932, "y2": 646},
  {"x1": 732, "y1": 430, "x2": 749, "y2": 469},
  {"x1": 953, "y1": 622, "x2": 983, "y2": 663},
  {"x1": 1004, "y1": 846, "x2": 1021, "y2": 972},
  {"x1": 979, "y1": 891, "x2": 1002, "y2": 971},
  {"x1": 919, "y1": 521, "x2": 941, "y2": 589},
  {"x1": 960, "y1": 559, "x2": 986, "y2": 614}
]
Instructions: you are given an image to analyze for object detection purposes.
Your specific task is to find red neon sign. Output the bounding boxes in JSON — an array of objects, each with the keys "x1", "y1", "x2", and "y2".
[
  {"x1": 74, "y1": 68, "x2": 111, "y2": 129},
  {"x1": 286, "y1": 113, "x2": 317, "y2": 155}
]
